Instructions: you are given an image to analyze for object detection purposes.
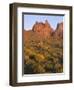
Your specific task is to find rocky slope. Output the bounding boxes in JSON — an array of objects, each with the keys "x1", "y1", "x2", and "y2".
[{"x1": 24, "y1": 20, "x2": 63, "y2": 74}]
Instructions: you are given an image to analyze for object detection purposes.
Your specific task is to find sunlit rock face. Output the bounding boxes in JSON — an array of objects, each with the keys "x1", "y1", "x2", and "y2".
[
  {"x1": 24, "y1": 20, "x2": 63, "y2": 41},
  {"x1": 32, "y1": 20, "x2": 53, "y2": 39}
]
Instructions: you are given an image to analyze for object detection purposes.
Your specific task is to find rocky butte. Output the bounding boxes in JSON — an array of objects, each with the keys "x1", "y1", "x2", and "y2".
[{"x1": 24, "y1": 20, "x2": 63, "y2": 41}]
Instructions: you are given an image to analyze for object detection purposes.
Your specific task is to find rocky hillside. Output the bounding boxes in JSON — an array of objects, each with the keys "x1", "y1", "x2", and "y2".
[{"x1": 24, "y1": 20, "x2": 63, "y2": 74}]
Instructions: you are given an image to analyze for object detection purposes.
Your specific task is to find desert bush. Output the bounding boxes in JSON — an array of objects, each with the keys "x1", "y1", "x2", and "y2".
[{"x1": 24, "y1": 34, "x2": 63, "y2": 74}]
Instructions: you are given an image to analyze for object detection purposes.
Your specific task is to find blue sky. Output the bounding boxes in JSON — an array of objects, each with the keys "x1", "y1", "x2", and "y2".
[{"x1": 23, "y1": 14, "x2": 64, "y2": 30}]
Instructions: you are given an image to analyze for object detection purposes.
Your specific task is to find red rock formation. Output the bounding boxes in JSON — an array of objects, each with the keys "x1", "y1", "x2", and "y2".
[
  {"x1": 24, "y1": 21, "x2": 63, "y2": 41},
  {"x1": 32, "y1": 20, "x2": 53, "y2": 39},
  {"x1": 54, "y1": 22, "x2": 63, "y2": 38}
]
